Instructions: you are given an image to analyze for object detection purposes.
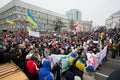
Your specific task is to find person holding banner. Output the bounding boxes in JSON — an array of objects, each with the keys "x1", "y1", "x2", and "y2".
[
  {"x1": 69, "y1": 49, "x2": 78, "y2": 64},
  {"x1": 86, "y1": 48, "x2": 95, "y2": 59},
  {"x1": 75, "y1": 55, "x2": 87, "y2": 78}
]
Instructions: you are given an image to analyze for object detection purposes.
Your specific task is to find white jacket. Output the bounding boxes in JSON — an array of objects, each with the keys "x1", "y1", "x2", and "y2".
[{"x1": 86, "y1": 52, "x2": 95, "y2": 59}]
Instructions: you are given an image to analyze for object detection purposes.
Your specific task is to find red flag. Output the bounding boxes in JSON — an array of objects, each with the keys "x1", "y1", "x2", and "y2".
[
  {"x1": 20, "y1": 28, "x2": 25, "y2": 36},
  {"x1": 73, "y1": 24, "x2": 78, "y2": 32}
]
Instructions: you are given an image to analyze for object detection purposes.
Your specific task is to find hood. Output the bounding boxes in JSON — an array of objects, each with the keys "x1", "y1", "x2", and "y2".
[
  {"x1": 39, "y1": 67, "x2": 50, "y2": 79},
  {"x1": 70, "y1": 53, "x2": 77, "y2": 58},
  {"x1": 43, "y1": 60, "x2": 51, "y2": 68}
]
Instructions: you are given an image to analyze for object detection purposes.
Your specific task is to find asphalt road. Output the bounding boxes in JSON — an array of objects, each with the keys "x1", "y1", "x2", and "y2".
[{"x1": 95, "y1": 56, "x2": 120, "y2": 80}]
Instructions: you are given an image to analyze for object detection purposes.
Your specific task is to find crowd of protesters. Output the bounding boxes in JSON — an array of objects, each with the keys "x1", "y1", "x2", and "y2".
[{"x1": 0, "y1": 27, "x2": 120, "y2": 80}]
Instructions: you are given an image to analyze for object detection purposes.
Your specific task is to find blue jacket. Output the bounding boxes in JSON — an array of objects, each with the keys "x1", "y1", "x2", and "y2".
[{"x1": 39, "y1": 60, "x2": 53, "y2": 80}]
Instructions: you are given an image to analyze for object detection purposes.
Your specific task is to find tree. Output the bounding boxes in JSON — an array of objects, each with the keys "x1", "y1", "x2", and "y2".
[{"x1": 54, "y1": 19, "x2": 64, "y2": 32}]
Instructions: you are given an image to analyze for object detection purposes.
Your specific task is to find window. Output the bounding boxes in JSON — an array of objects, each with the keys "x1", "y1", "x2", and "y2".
[{"x1": 17, "y1": 6, "x2": 21, "y2": 11}]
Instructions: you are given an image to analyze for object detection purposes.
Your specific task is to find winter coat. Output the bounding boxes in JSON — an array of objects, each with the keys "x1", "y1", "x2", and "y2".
[
  {"x1": 39, "y1": 60, "x2": 53, "y2": 80},
  {"x1": 26, "y1": 59, "x2": 39, "y2": 74}
]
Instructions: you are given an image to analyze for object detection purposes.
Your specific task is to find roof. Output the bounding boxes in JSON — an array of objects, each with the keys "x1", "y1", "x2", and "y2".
[
  {"x1": 0, "y1": 61, "x2": 28, "y2": 80},
  {"x1": 111, "y1": 10, "x2": 120, "y2": 16},
  {"x1": 0, "y1": 0, "x2": 68, "y2": 19},
  {"x1": 106, "y1": 10, "x2": 120, "y2": 20}
]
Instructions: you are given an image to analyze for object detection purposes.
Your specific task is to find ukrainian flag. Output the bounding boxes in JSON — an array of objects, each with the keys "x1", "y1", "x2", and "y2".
[
  {"x1": 75, "y1": 59, "x2": 85, "y2": 71},
  {"x1": 31, "y1": 25, "x2": 37, "y2": 29},
  {"x1": 27, "y1": 11, "x2": 38, "y2": 27},
  {"x1": 6, "y1": 17, "x2": 14, "y2": 25},
  {"x1": 69, "y1": 53, "x2": 77, "y2": 64}
]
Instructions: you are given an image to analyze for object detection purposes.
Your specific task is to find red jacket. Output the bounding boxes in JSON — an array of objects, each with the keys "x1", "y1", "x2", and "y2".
[{"x1": 26, "y1": 59, "x2": 39, "y2": 74}]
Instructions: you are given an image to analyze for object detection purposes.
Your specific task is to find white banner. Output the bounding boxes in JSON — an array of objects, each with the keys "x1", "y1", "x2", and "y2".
[
  {"x1": 49, "y1": 46, "x2": 107, "y2": 72},
  {"x1": 87, "y1": 46, "x2": 107, "y2": 70},
  {"x1": 49, "y1": 54, "x2": 70, "y2": 72},
  {"x1": 29, "y1": 30, "x2": 40, "y2": 37}
]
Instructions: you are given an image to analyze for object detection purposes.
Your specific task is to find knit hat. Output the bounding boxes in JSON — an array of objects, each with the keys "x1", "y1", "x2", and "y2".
[{"x1": 86, "y1": 65, "x2": 94, "y2": 72}]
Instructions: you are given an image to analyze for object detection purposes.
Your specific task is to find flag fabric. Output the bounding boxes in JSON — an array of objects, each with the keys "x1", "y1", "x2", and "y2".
[
  {"x1": 20, "y1": 28, "x2": 25, "y2": 36},
  {"x1": 75, "y1": 60, "x2": 85, "y2": 71},
  {"x1": 31, "y1": 25, "x2": 37, "y2": 29},
  {"x1": 73, "y1": 24, "x2": 78, "y2": 33},
  {"x1": 6, "y1": 17, "x2": 14, "y2": 25},
  {"x1": 27, "y1": 11, "x2": 38, "y2": 27}
]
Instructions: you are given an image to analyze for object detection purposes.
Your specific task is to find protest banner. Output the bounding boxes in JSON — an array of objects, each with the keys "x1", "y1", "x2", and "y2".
[
  {"x1": 29, "y1": 30, "x2": 40, "y2": 37},
  {"x1": 87, "y1": 46, "x2": 107, "y2": 70},
  {"x1": 50, "y1": 54, "x2": 70, "y2": 72},
  {"x1": 49, "y1": 46, "x2": 107, "y2": 72}
]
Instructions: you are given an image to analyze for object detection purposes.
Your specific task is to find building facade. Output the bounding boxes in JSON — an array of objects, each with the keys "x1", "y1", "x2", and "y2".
[
  {"x1": 0, "y1": 0, "x2": 69, "y2": 31},
  {"x1": 106, "y1": 10, "x2": 120, "y2": 29},
  {"x1": 66, "y1": 9, "x2": 81, "y2": 21},
  {"x1": 77, "y1": 21, "x2": 92, "y2": 32}
]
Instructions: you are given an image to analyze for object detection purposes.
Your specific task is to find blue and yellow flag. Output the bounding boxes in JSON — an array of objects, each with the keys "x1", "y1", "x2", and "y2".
[
  {"x1": 6, "y1": 17, "x2": 14, "y2": 25},
  {"x1": 69, "y1": 53, "x2": 77, "y2": 64},
  {"x1": 31, "y1": 25, "x2": 37, "y2": 29},
  {"x1": 27, "y1": 11, "x2": 38, "y2": 27},
  {"x1": 75, "y1": 59, "x2": 85, "y2": 71}
]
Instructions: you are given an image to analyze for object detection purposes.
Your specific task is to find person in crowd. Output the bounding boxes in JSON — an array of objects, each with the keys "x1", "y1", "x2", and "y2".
[
  {"x1": 0, "y1": 45, "x2": 7, "y2": 63},
  {"x1": 26, "y1": 54, "x2": 39, "y2": 80},
  {"x1": 111, "y1": 41, "x2": 117, "y2": 59},
  {"x1": 26, "y1": 49, "x2": 34, "y2": 60},
  {"x1": 75, "y1": 55, "x2": 87, "y2": 78},
  {"x1": 118, "y1": 40, "x2": 120, "y2": 56},
  {"x1": 86, "y1": 48, "x2": 95, "y2": 59},
  {"x1": 44, "y1": 47, "x2": 50, "y2": 58},
  {"x1": 39, "y1": 60, "x2": 54, "y2": 80},
  {"x1": 83, "y1": 65, "x2": 95, "y2": 80},
  {"x1": 63, "y1": 71, "x2": 74, "y2": 80},
  {"x1": 69, "y1": 49, "x2": 78, "y2": 64},
  {"x1": 66, "y1": 46, "x2": 72, "y2": 55}
]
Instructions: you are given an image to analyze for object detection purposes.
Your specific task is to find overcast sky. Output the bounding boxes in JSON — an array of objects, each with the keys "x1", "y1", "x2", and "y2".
[{"x1": 0, "y1": 0, "x2": 120, "y2": 26}]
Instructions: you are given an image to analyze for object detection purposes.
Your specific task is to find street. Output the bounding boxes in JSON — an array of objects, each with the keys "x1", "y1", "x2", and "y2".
[{"x1": 95, "y1": 56, "x2": 120, "y2": 80}]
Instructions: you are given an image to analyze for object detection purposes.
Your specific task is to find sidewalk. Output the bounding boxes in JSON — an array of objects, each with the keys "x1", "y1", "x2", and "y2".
[{"x1": 115, "y1": 56, "x2": 120, "y2": 60}]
